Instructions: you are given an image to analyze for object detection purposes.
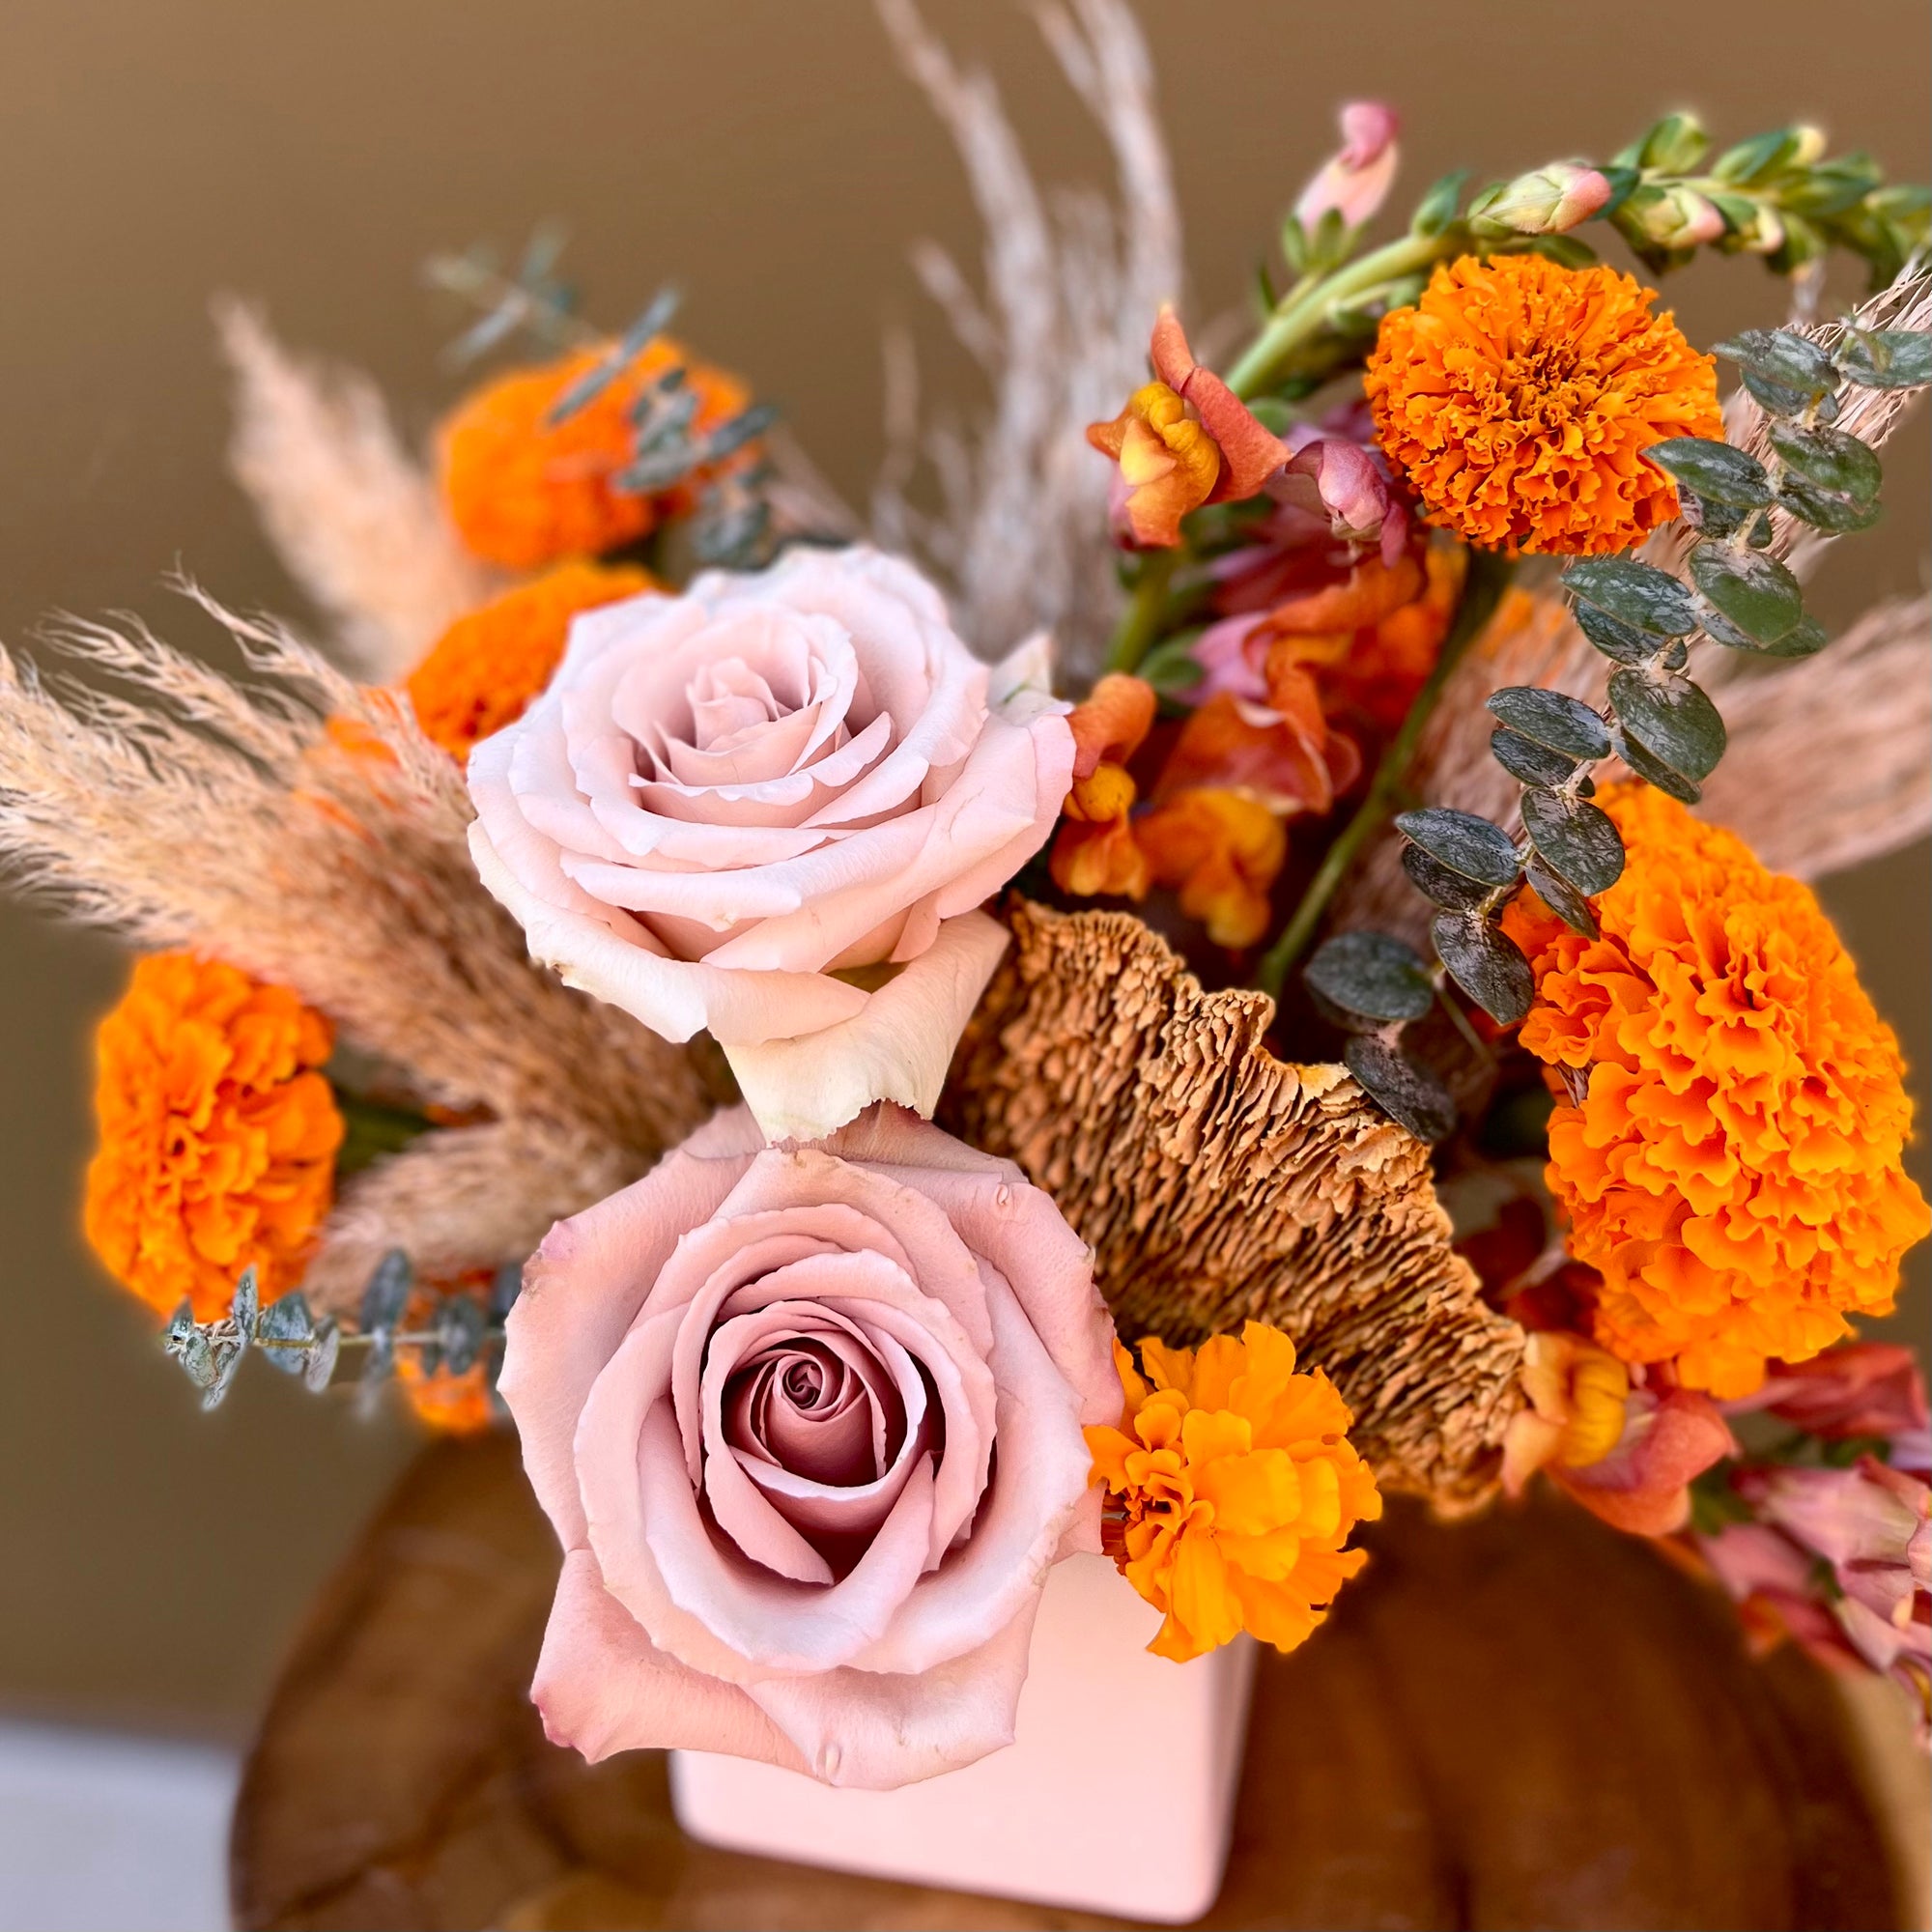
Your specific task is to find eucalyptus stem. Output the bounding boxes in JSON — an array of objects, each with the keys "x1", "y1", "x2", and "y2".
[{"x1": 1255, "y1": 548, "x2": 1516, "y2": 1000}]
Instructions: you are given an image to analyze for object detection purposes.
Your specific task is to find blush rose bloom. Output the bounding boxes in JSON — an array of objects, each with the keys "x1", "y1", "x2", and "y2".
[
  {"x1": 465, "y1": 547, "x2": 1073, "y2": 1142},
  {"x1": 499, "y1": 1103, "x2": 1121, "y2": 1789}
]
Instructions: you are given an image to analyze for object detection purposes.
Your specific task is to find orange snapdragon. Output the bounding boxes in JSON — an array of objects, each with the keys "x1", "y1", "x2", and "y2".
[
  {"x1": 1087, "y1": 1322, "x2": 1381, "y2": 1660},
  {"x1": 1088, "y1": 309, "x2": 1287, "y2": 548},
  {"x1": 1049, "y1": 674, "x2": 1157, "y2": 901}
]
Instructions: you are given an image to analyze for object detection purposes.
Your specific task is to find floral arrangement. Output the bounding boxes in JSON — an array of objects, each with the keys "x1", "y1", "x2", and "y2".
[{"x1": 3, "y1": 0, "x2": 1928, "y2": 1791}]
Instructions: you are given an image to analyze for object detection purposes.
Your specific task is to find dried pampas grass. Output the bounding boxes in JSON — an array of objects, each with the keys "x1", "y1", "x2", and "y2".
[
  {"x1": 1697, "y1": 593, "x2": 1931, "y2": 880},
  {"x1": 303, "y1": 1118, "x2": 651, "y2": 1317},
  {"x1": 216, "y1": 302, "x2": 499, "y2": 682},
  {"x1": 872, "y1": 0, "x2": 1181, "y2": 676},
  {"x1": 0, "y1": 590, "x2": 725, "y2": 1294}
]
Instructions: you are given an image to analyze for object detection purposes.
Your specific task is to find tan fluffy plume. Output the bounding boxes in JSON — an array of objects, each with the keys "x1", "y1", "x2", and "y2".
[
  {"x1": 871, "y1": 0, "x2": 1182, "y2": 676},
  {"x1": 0, "y1": 591, "x2": 725, "y2": 1306},
  {"x1": 215, "y1": 301, "x2": 500, "y2": 681}
]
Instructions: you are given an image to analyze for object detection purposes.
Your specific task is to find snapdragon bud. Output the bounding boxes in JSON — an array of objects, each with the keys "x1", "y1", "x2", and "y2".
[
  {"x1": 1636, "y1": 113, "x2": 1708, "y2": 175},
  {"x1": 1624, "y1": 183, "x2": 1727, "y2": 248},
  {"x1": 1472, "y1": 162, "x2": 1615, "y2": 237},
  {"x1": 1294, "y1": 101, "x2": 1401, "y2": 232}
]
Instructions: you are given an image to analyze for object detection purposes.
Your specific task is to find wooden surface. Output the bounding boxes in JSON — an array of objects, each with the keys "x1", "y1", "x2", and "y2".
[{"x1": 231, "y1": 1435, "x2": 1905, "y2": 1932}]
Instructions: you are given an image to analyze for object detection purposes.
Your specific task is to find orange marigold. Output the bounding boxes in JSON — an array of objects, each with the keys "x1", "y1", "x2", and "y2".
[
  {"x1": 1086, "y1": 1321, "x2": 1381, "y2": 1661},
  {"x1": 437, "y1": 339, "x2": 752, "y2": 571},
  {"x1": 1365, "y1": 255, "x2": 1721, "y2": 555},
  {"x1": 404, "y1": 560, "x2": 655, "y2": 760},
  {"x1": 1503, "y1": 784, "x2": 1932, "y2": 1398},
  {"x1": 84, "y1": 953, "x2": 343, "y2": 1322}
]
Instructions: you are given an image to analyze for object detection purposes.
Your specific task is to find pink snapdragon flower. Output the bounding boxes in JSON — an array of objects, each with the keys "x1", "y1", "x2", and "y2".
[{"x1": 1294, "y1": 102, "x2": 1400, "y2": 232}]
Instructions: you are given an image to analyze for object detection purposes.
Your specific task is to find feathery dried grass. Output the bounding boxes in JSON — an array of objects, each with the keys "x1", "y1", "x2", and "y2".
[
  {"x1": 1698, "y1": 593, "x2": 1931, "y2": 879},
  {"x1": 217, "y1": 301, "x2": 500, "y2": 682},
  {"x1": 942, "y1": 899, "x2": 1524, "y2": 1508},
  {"x1": 307, "y1": 1118, "x2": 650, "y2": 1315},
  {"x1": 871, "y1": 0, "x2": 1181, "y2": 676},
  {"x1": 0, "y1": 591, "x2": 723, "y2": 1167}
]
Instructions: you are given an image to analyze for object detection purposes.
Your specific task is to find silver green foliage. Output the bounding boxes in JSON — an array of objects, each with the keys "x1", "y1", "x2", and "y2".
[
  {"x1": 1307, "y1": 317, "x2": 1930, "y2": 1140},
  {"x1": 161, "y1": 1251, "x2": 522, "y2": 1418}
]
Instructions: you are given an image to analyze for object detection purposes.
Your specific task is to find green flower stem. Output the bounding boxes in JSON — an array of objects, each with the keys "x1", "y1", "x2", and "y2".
[
  {"x1": 1102, "y1": 549, "x2": 1180, "y2": 675},
  {"x1": 1255, "y1": 547, "x2": 1517, "y2": 1002},
  {"x1": 1223, "y1": 228, "x2": 1460, "y2": 401}
]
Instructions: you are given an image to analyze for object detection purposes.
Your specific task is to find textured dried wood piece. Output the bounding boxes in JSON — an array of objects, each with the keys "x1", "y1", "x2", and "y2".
[{"x1": 940, "y1": 898, "x2": 1524, "y2": 1507}]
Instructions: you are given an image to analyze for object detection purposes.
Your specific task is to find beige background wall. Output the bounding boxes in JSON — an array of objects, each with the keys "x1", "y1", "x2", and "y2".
[{"x1": 0, "y1": 0, "x2": 1925, "y2": 1739}]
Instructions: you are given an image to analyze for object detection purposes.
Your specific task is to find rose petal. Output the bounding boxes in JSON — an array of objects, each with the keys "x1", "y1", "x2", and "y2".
[
  {"x1": 745, "y1": 1590, "x2": 1044, "y2": 1788},
  {"x1": 531, "y1": 1548, "x2": 805, "y2": 1769},
  {"x1": 499, "y1": 1130, "x2": 756, "y2": 1547},
  {"x1": 723, "y1": 909, "x2": 1010, "y2": 1140},
  {"x1": 839, "y1": 1266, "x2": 1096, "y2": 1675}
]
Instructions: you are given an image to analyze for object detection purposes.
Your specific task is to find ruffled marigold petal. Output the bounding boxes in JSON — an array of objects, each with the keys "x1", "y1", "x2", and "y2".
[
  {"x1": 1365, "y1": 256, "x2": 1721, "y2": 556},
  {"x1": 1506, "y1": 785, "x2": 1931, "y2": 1396},
  {"x1": 83, "y1": 953, "x2": 342, "y2": 1321}
]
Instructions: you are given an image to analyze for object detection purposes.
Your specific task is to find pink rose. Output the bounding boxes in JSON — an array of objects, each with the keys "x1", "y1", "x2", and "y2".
[
  {"x1": 499, "y1": 1104, "x2": 1121, "y2": 1789},
  {"x1": 466, "y1": 547, "x2": 1074, "y2": 1142}
]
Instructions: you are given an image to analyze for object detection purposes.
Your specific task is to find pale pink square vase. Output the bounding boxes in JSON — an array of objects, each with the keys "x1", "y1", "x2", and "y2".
[{"x1": 670, "y1": 1551, "x2": 1258, "y2": 1921}]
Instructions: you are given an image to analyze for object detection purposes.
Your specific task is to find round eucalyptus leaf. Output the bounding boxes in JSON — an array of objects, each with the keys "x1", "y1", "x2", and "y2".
[
  {"x1": 1714, "y1": 327, "x2": 1837, "y2": 398},
  {"x1": 1614, "y1": 728, "x2": 1704, "y2": 805},
  {"x1": 1305, "y1": 929, "x2": 1435, "y2": 1023},
  {"x1": 1524, "y1": 857, "x2": 1599, "y2": 939},
  {"x1": 359, "y1": 1248, "x2": 414, "y2": 1338},
  {"x1": 1758, "y1": 613, "x2": 1830, "y2": 660},
  {"x1": 1402, "y1": 843, "x2": 1492, "y2": 912},
  {"x1": 1833, "y1": 328, "x2": 1932, "y2": 390},
  {"x1": 1645, "y1": 438, "x2": 1772, "y2": 508},
  {"x1": 1574, "y1": 603, "x2": 1662, "y2": 665},
  {"x1": 1395, "y1": 807, "x2": 1523, "y2": 888},
  {"x1": 302, "y1": 1320, "x2": 342, "y2": 1395},
  {"x1": 1768, "y1": 422, "x2": 1881, "y2": 502},
  {"x1": 1689, "y1": 544, "x2": 1804, "y2": 646},
  {"x1": 1607, "y1": 668, "x2": 1727, "y2": 781},
  {"x1": 1491, "y1": 726, "x2": 1579, "y2": 788},
  {"x1": 1520, "y1": 788, "x2": 1626, "y2": 895},
  {"x1": 1343, "y1": 1034, "x2": 1458, "y2": 1144},
  {"x1": 1561, "y1": 555, "x2": 1698, "y2": 637},
  {"x1": 1776, "y1": 481, "x2": 1882, "y2": 534},
  {"x1": 1431, "y1": 911, "x2": 1534, "y2": 1027},
  {"x1": 1486, "y1": 687, "x2": 1612, "y2": 760}
]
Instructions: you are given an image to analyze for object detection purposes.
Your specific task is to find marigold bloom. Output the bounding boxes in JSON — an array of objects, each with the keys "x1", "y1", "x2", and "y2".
[
  {"x1": 437, "y1": 339, "x2": 752, "y2": 570},
  {"x1": 84, "y1": 953, "x2": 342, "y2": 1321},
  {"x1": 404, "y1": 560, "x2": 655, "y2": 760},
  {"x1": 1503, "y1": 785, "x2": 1932, "y2": 1398},
  {"x1": 1088, "y1": 308, "x2": 1287, "y2": 548},
  {"x1": 1365, "y1": 255, "x2": 1721, "y2": 555},
  {"x1": 1087, "y1": 1321, "x2": 1380, "y2": 1660},
  {"x1": 1136, "y1": 788, "x2": 1287, "y2": 951}
]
